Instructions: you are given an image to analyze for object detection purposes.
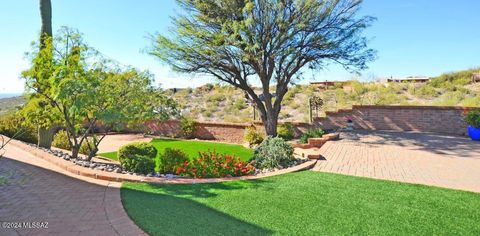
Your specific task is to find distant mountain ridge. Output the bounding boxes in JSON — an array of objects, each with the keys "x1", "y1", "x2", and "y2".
[
  {"x1": 0, "y1": 96, "x2": 25, "y2": 116},
  {"x1": 0, "y1": 93, "x2": 22, "y2": 99}
]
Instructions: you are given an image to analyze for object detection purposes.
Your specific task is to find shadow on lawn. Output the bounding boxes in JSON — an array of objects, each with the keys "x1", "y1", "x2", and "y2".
[
  {"x1": 146, "y1": 178, "x2": 274, "y2": 198},
  {"x1": 121, "y1": 187, "x2": 273, "y2": 236}
]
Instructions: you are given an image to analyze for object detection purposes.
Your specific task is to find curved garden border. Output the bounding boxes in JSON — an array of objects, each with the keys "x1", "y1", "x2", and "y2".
[{"x1": 7, "y1": 138, "x2": 317, "y2": 184}]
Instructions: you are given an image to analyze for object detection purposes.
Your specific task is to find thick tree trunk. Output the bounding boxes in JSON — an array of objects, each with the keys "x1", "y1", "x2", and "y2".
[
  {"x1": 71, "y1": 145, "x2": 80, "y2": 160},
  {"x1": 37, "y1": 127, "x2": 55, "y2": 149},
  {"x1": 260, "y1": 108, "x2": 279, "y2": 137}
]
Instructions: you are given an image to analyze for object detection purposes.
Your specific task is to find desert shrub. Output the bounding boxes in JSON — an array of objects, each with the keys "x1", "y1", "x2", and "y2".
[
  {"x1": 52, "y1": 130, "x2": 70, "y2": 150},
  {"x1": 465, "y1": 111, "x2": 480, "y2": 128},
  {"x1": 289, "y1": 101, "x2": 301, "y2": 109},
  {"x1": 430, "y1": 69, "x2": 477, "y2": 88},
  {"x1": 350, "y1": 80, "x2": 368, "y2": 95},
  {"x1": 433, "y1": 91, "x2": 464, "y2": 106},
  {"x1": 207, "y1": 93, "x2": 225, "y2": 103},
  {"x1": 180, "y1": 117, "x2": 197, "y2": 138},
  {"x1": 159, "y1": 148, "x2": 189, "y2": 174},
  {"x1": 283, "y1": 85, "x2": 302, "y2": 104},
  {"x1": 175, "y1": 151, "x2": 255, "y2": 178},
  {"x1": 233, "y1": 99, "x2": 247, "y2": 110},
  {"x1": 414, "y1": 85, "x2": 438, "y2": 98},
  {"x1": 299, "y1": 128, "x2": 325, "y2": 144},
  {"x1": 251, "y1": 137, "x2": 295, "y2": 170},
  {"x1": 277, "y1": 122, "x2": 295, "y2": 140},
  {"x1": 118, "y1": 142, "x2": 157, "y2": 174},
  {"x1": 0, "y1": 113, "x2": 37, "y2": 144},
  {"x1": 244, "y1": 125, "x2": 264, "y2": 146},
  {"x1": 461, "y1": 95, "x2": 480, "y2": 107},
  {"x1": 374, "y1": 86, "x2": 407, "y2": 105}
]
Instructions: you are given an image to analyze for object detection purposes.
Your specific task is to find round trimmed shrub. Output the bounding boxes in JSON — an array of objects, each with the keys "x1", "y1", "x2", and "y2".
[
  {"x1": 120, "y1": 155, "x2": 155, "y2": 175},
  {"x1": 118, "y1": 142, "x2": 157, "y2": 174},
  {"x1": 299, "y1": 128, "x2": 325, "y2": 144},
  {"x1": 251, "y1": 137, "x2": 295, "y2": 170},
  {"x1": 159, "y1": 148, "x2": 189, "y2": 174},
  {"x1": 277, "y1": 122, "x2": 295, "y2": 140}
]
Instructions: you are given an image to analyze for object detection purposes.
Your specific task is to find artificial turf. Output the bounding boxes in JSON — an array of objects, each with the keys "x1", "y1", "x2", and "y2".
[
  {"x1": 121, "y1": 171, "x2": 480, "y2": 236},
  {"x1": 99, "y1": 138, "x2": 253, "y2": 162}
]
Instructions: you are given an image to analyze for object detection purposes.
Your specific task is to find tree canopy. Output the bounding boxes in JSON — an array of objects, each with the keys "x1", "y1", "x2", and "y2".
[
  {"x1": 151, "y1": 0, "x2": 375, "y2": 135},
  {"x1": 23, "y1": 27, "x2": 177, "y2": 159}
]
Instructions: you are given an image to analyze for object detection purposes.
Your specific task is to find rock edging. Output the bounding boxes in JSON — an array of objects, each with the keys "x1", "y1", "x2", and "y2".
[{"x1": 8, "y1": 138, "x2": 317, "y2": 184}]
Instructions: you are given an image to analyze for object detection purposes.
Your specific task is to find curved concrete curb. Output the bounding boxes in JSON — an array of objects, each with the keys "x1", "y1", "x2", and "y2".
[{"x1": 8, "y1": 138, "x2": 317, "y2": 185}]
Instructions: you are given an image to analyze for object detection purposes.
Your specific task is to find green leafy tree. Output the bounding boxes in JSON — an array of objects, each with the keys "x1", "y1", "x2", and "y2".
[
  {"x1": 23, "y1": 27, "x2": 177, "y2": 160},
  {"x1": 151, "y1": 0, "x2": 375, "y2": 136}
]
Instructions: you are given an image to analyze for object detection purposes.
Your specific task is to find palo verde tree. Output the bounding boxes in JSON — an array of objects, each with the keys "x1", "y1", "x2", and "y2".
[
  {"x1": 23, "y1": 27, "x2": 177, "y2": 160},
  {"x1": 151, "y1": 0, "x2": 375, "y2": 136}
]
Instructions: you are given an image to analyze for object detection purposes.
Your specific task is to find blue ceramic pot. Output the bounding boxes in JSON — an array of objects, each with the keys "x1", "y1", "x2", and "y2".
[{"x1": 468, "y1": 126, "x2": 480, "y2": 141}]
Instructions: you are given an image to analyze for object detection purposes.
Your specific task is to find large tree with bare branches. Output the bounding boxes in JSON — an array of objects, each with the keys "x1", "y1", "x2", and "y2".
[{"x1": 151, "y1": 0, "x2": 375, "y2": 136}]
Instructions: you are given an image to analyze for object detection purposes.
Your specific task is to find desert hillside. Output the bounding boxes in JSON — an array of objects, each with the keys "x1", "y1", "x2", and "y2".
[
  {"x1": 167, "y1": 68, "x2": 480, "y2": 123},
  {"x1": 0, "y1": 96, "x2": 25, "y2": 116},
  {"x1": 1, "y1": 68, "x2": 479, "y2": 123}
]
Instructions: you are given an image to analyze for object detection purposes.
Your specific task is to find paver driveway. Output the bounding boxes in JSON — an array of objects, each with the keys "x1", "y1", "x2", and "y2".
[
  {"x1": 313, "y1": 130, "x2": 480, "y2": 192},
  {"x1": 0, "y1": 145, "x2": 145, "y2": 236}
]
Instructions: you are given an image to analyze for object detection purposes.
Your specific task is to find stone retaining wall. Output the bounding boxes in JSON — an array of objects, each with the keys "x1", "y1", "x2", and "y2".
[
  {"x1": 146, "y1": 120, "x2": 312, "y2": 144},
  {"x1": 315, "y1": 105, "x2": 477, "y2": 136},
  {"x1": 145, "y1": 105, "x2": 477, "y2": 143}
]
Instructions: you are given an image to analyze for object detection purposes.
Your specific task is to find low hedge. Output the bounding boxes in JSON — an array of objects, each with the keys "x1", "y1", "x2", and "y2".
[
  {"x1": 159, "y1": 148, "x2": 189, "y2": 174},
  {"x1": 118, "y1": 142, "x2": 157, "y2": 174}
]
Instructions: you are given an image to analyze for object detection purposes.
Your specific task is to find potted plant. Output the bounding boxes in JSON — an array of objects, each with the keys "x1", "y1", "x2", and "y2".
[
  {"x1": 345, "y1": 116, "x2": 354, "y2": 131},
  {"x1": 465, "y1": 110, "x2": 480, "y2": 141}
]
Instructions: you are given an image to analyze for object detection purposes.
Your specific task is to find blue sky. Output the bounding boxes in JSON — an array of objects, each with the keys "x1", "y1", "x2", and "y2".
[{"x1": 0, "y1": 0, "x2": 479, "y2": 93}]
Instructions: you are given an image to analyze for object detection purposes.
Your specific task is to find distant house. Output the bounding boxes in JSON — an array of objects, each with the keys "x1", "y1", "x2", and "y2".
[
  {"x1": 473, "y1": 73, "x2": 480, "y2": 83},
  {"x1": 310, "y1": 81, "x2": 350, "y2": 89},
  {"x1": 387, "y1": 76, "x2": 430, "y2": 83}
]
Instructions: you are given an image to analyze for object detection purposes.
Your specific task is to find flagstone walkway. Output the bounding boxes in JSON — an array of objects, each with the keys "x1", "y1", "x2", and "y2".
[{"x1": 313, "y1": 130, "x2": 480, "y2": 192}]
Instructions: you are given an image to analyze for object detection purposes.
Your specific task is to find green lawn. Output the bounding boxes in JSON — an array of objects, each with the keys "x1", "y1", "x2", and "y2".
[
  {"x1": 122, "y1": 171, "x2": 480, "y2": 236},
  {"x1": 99, "y1": 138, "x2": 253, "y2": 162}
]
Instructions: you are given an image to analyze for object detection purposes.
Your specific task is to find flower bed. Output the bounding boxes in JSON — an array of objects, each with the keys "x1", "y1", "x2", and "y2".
[
  {"x1": 175, "y1": 151, "x2": 255, "y2": 178},
  {"x1": 10, "y1": 139, "x2": 317, "y2": 184},
  {"x1": 20, "y1": 134, "x2": 315, "y2": 180}
]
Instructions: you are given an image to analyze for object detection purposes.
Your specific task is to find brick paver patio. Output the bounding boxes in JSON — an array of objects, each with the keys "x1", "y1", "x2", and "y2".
[
  {"x1": 0, "y1": 145, "x2": 145, "y2": 236},
  {"x1": 313, "y1": 130, "x2": 480, "y2": 192}
]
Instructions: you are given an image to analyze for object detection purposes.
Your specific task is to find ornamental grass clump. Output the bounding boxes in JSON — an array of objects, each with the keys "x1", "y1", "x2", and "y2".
[
  {"x1": 244, "y1": 125, "x2": 264, "y2": 147},
  {"x1": 175, "y1": 151, "x2": 255, "y2": 178},
  {"x1": 252, "y1": 137, "x2": 295, "y2": 170},
  {"x1": 118, "y1": 142, "x2": 157, "y2": 174}
]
